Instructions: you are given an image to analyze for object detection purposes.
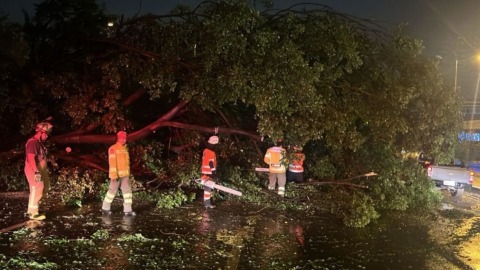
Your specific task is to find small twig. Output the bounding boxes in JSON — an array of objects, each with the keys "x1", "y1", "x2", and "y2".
[
  {"x1": 160, "y1": 230, "x2": 188, "y2": 236},
  {"x1": 146, "y1": 178, "x2": 161, "y2": 185},
  {"x1": 338, "y1": 172, "x2": 377, "y2": 182},
  {"x1": 0, "y1": 221, "x2": 27, "y2": 234},
  {"x1": 249, "y1": 206, "x2": 269, "y2": 214},
  {"x1": 300, "y1": 181, "x2": 368, "y2": 188}
]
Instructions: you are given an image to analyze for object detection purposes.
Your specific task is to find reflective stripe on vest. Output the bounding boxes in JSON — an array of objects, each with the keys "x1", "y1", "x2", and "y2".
[
  {"x1": 265, "y1": 146, "x2": 286, "y2": 173},
  {"x1": 289, "y1": 165, "x2": 304, "y2": 173},
  {"x1": 289, "y1": 153, "x2": 305, "y2": 172}
]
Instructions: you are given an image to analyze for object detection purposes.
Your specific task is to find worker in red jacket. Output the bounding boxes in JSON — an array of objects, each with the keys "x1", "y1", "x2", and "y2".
[
  {"x1": 287, "y1": 146, "x2": 306, "y2": 183},
  {"x1": 24, "y1": 119, "x2": 53, "y2": 220},
  {"x1": 201, "y1": 136, "x2": 219, "y2": 208}
]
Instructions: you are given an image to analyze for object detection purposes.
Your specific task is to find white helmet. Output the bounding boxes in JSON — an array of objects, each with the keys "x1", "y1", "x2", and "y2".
[
  {"x1": 36, "y1": 122, "x2": 53, "y2": 135},
  {"x1": 293, "y1": 145, "x2": 303, "y2": 151},
  {"x1": 208, "y1": 136, "x2": 219, "y2": 145}
]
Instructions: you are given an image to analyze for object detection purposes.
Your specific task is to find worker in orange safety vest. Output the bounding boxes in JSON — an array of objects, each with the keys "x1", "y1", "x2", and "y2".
[
  {"x1": 287, "y1": 146, "x2": 306, "y2": 183},
  {"x1": 264, "y1": 139, "x2": 287, "y2": 197},
  {"x1": 201, "y1": 135, "x2": 219, "y2": 209},
  {"x1": 102, "y1": 131, "x2": 136, "y2": 216},
  {"x1": 24, "y1": 119, "x2": 54, "y2": 220}
]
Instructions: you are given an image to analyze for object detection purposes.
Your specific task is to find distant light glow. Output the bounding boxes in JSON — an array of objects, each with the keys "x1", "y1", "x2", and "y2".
[
  {"x1": 108, "y1": 22, "x2": 114, "y2": 27},
  {"x1": 459, "y1": 132, "x2": 480, "y2": 141}
]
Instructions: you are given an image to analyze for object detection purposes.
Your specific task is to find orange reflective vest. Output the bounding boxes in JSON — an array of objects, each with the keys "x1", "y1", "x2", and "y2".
[
  {"x1": 108, "y1": 143, "x2": 130, "y2": 179},
  {"x1": 289, "y1": 153, "x2": 305, "y2": 173},
  {"x1": 264, "y1": 146, "x2": 287, "y2": 173},
  {"x1": 202, "y1": 148, "x2": 217, "y2": 175}
]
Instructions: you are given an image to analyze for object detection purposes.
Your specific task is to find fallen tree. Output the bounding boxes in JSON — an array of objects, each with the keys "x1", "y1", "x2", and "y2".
[{"x1": 0, "y1": 1, "x2": 460, "y2": 226}]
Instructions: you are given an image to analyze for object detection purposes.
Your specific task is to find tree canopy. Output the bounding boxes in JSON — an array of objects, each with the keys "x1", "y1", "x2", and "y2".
[{"x1": 0, "y1": 0, "x2": 462, "y2": 226}]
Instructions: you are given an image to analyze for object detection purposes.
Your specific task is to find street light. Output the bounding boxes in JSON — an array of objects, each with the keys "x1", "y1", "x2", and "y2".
[
  {"x1": 454, "y1": 53, "x2": 480, "y2": 92},
  {"x1": 455, "y1": 38, "x2": 460, "y2": 92}
]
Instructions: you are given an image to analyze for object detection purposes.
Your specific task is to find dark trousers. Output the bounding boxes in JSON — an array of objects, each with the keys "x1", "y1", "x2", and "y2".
[{"x1": 287, "y1": 171, "x2": 304, "y2": 183}]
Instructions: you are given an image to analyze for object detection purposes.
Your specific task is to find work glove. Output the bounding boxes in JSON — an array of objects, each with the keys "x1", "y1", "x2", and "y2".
[
  {"x1": 34, "y1": 171, "x2": 42, "y2": 182},
  {"x1": 211, "y1": 171, "x2": 216, "y2": 181}
]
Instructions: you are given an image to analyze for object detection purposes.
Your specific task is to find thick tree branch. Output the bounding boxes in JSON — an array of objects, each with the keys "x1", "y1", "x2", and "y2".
[
  {"x1": 57, "y1": 155, "x2": 108, "y2": 173},
  {"x1": 51, "y1": 101, "x2": 189, "y2": 144},
  {"x1": 169, "y1": 143, "x2": 196, "y2": 153},
  {"x1": 89, "y1": 37, "x2": 193, "y2": 69},
  {"x1": 214, "y1": 106, "x2": 240, "y2": 145},
  {"x1": 160, "y1": 121, "x2": 262, "y2": 141},
  {"x1": 228, "y1": 108, "x2": 263, "y2": 158},
  {"x1": 123, "y1": 87, "x2": 148, "y2": 106}
]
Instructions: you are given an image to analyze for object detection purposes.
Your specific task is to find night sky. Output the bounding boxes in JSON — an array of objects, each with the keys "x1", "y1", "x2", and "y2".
[{"x1": 2, "y1": 0, "x2": 480, "y2": 98}]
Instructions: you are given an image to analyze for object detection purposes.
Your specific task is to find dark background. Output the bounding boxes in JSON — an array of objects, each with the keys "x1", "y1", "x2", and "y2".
[{"x1": 2, "y1": 0, "x2": 480, "y2": 99}]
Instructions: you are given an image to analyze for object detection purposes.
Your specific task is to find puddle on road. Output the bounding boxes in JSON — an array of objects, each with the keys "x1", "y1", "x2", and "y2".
[{"x1": 0, "y1": 192, "x2": 478, "y2": 269}]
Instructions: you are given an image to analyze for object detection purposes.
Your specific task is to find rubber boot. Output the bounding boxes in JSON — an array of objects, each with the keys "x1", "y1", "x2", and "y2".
[
  {"x1": 204, "y1": 199, "x2": 215, "y2": 209},
  {"x1": 29, "y1": 212, "x2": 46, "y2": 221}
]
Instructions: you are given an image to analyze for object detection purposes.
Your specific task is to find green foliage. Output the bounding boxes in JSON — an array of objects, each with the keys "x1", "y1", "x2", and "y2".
[
  {"x1": 117, "y1": 233, "x2": 156, "y2": 242},
  {"x1": 45, "y1": 238, "x2": 70, "y2": 245},
  {"x1": 0, "y1": 0, "x2": 461, "y2": 226},
  {"x1": 138, "y1": 140, "x2": 166, "y2": 177},
  {"x1": 135, "y1": 188, "x2": 195, "y2": 209},
  {"x1": 172, "y1": 238, "x2": 190, "y2": 251},
  {"x1": 91, "y1": 229, "x2": 110, "y2": 240},
  {"x1": 0, "y1": 254, "x2": 58, "y2": 270},
  {"x1": 97, "y1": 178, "x2": 110, "y2": 201},
  {"x1": 0, "y1": 154, "x2": 27, "y2": 191},
  {"x1": 330, "y1": 190, "x2": 380, "y2": 228},
  {"x1": 53, "y1": 167, "x2": 104, "y2": 207},
  {"x1": 11, "y1": 227, "x2": 34, "y2": 241},
  {"x1": 307, "y1": 145, "x2": 442, "y2": 226},
  {"x1": 155, "y1": 189, "x2": 194, "y2": 209},
  {"x1": 455, "y1": 140, "x2": 480, "y2": 166}
]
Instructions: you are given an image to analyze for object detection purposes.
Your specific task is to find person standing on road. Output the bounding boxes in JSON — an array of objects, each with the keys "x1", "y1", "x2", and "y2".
[
  {"x1": 24, "y1": 119, "x2": 53, "y2": 220},
  {"x1": 102, "y1": 131, "x2": 136, "y2": 216},
  {"x1": 287, "y1": 146, "x2": 306, "y2": 183},
  {"x1": 264, "y1": 139, "x2": 287, "y2": 197},
  {"x1": 201, "y1": 136, "x2": 219, "y2": 209}
]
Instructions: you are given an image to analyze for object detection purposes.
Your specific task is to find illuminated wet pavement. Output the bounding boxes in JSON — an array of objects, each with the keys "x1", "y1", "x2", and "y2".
[{"x1": 0, "y1": 191, "x2": 478, "y2": 269}]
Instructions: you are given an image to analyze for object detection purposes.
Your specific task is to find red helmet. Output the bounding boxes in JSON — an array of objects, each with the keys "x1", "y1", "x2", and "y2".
[{"x1": 117, "y1": 131, "x2": 127, "y2": 139}]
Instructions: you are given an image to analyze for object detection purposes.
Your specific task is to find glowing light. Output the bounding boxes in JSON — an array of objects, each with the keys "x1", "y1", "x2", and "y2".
[
  {"x1": 107, "y1": 22, "x2": 114, "y2": 27},
  {"x1": 459, "y1": 132, "x2": 480, "y2": 141}
]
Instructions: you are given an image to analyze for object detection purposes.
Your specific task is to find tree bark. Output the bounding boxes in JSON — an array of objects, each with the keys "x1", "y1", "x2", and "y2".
[
  {"x1": 50, "y1": 101, "x2": 261, "y2": 144},
  {"x1": 50, "y1": 101, "x2": 189, "y2": 144}
]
